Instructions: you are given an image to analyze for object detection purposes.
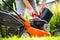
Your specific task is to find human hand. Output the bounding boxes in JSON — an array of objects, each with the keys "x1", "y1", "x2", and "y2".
[
  {"x1": 30, "y1": 9, "x2": 35, "y2": 16},
  {"x1": 30, "y1": 9, "x2": 40, "y2": 18}
]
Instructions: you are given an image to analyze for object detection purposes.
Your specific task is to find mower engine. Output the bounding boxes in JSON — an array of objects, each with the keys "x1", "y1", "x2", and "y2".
[{"x1": 30, "y1": 17, "x2": 50, "y2": 31}]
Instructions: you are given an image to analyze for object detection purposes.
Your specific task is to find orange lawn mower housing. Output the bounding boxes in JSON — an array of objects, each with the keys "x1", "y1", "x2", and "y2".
[{"x1": 17, "y1": 16, "x2": 50, "y2": 37}]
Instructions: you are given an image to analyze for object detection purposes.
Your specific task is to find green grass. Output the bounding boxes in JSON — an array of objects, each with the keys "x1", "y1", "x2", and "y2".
[{"x1": 0, "y1": 36, "x2": 60, "y2": 40}]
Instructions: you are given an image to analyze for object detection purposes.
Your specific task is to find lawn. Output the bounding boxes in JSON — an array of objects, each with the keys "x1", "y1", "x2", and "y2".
[{"x1": 0, "y1": 36, "x2": 60, "y2": 40}]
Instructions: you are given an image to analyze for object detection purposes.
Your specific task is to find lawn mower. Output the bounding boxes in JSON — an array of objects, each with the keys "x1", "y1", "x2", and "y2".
[{"x1": 0, "y1": 0, "x2": 53, "y2": 37}]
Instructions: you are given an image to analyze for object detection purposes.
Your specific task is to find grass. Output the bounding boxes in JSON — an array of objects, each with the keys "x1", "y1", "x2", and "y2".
[{"x1": 0, "y1": 36, "x2": 60, "y2": 40}]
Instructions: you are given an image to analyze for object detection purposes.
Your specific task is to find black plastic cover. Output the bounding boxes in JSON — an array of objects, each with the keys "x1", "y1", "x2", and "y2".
[{"x1": 40, "y1": 8, "x2": 53, "y2": 22}]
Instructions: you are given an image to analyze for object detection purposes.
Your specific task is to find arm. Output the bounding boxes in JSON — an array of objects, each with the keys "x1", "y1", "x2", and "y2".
[
  {"x1": 23, "y1": 0, "x2": 33, "y2": 10},
  {"x1": 23, "y1": 0, "x2": 35, "y2": 16},
  {"x1": 40, "y1": 0, "x2": 46, "y2": 12}
]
